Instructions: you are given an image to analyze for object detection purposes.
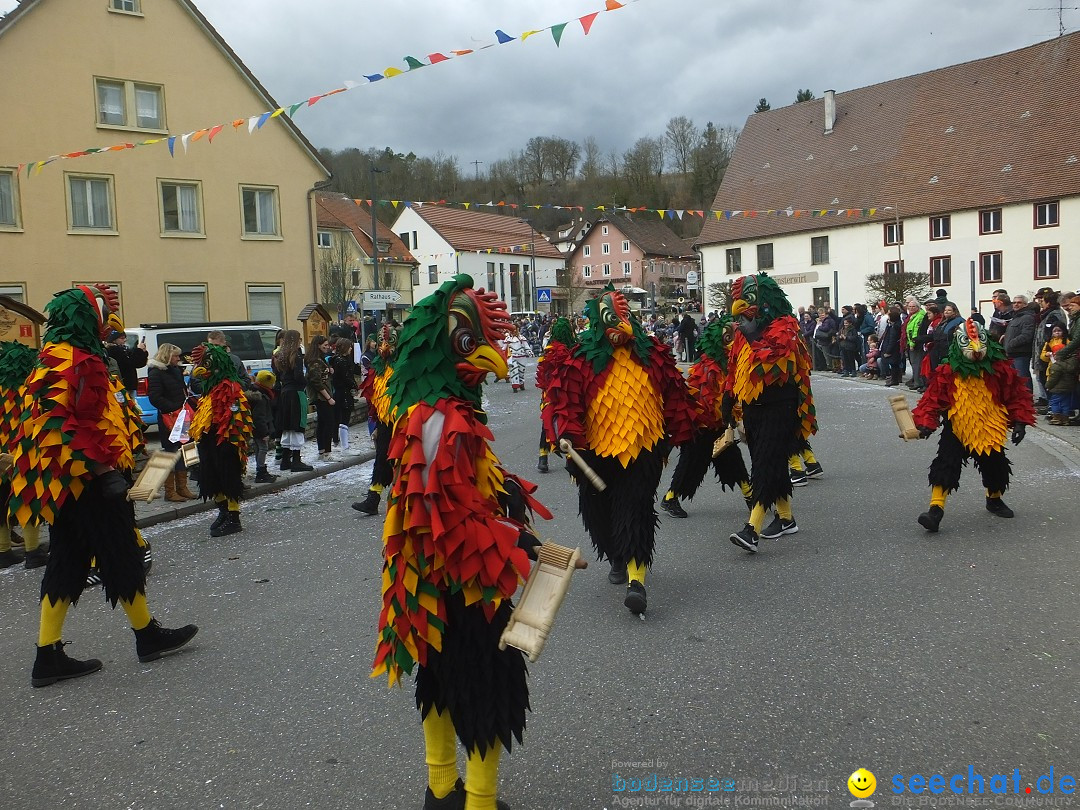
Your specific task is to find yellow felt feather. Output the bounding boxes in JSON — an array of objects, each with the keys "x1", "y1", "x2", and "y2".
[
  {"x1": 949, "y1": 375, "x2": 1008, "y2": 455},
  {"x1": 585, "y1": 346, "x2": 664, "y2": 467}
]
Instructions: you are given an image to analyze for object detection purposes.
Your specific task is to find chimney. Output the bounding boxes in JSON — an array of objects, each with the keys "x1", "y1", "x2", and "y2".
[{"x1": 824, "y1": 89, "x2": 836, "y2": 135}]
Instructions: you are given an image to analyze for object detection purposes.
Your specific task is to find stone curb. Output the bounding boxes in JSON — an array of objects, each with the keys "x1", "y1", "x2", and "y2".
[{"x1": 135, "y1": 450, "x2": 375, "y2": 530}]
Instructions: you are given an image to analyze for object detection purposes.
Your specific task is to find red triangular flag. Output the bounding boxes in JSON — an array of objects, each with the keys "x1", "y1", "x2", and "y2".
[{"x1": 579, "y1": 12, "x2": 599, "y2": 34}]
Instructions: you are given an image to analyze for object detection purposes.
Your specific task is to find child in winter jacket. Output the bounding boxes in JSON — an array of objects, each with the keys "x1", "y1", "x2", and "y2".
[{"x1": 249, "y1": 370, "x2": 278, "y2": 482}]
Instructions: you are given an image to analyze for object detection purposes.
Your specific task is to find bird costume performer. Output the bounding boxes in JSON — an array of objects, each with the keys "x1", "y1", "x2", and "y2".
[
  {"x1": 534, "y1": 317, "x2": 578, "y2": 474},
  {"x1": 660, "y1": 315, "x2": 752, "y2": 519},
  {"x1": 545, "y1": 284, "x2": 696, "y2": 616},
  {"x1": 723, "y1": 272, "x2": 817, "y2": 552},
  {"x1": 189, "y1": 342, "x2": 254, "y2": 537},
  {"x1": 371, "y1": 275, "x2": 552, "y2": 810},
  {"x1": 352, "y1": 323, "x2": 396, "y2": 516},
  {"x1": 911, "y1": 318, "x2": 1035, "y2": 532},
  {"x1": 0, "y1": 340, "x2": 48, "y2": 570},
  {"x1": 505, "y1": 332, "x2": 531, "y2": 392},
  {"x1": 9, "y1": 285, "x2": 197, "y2": 687}
]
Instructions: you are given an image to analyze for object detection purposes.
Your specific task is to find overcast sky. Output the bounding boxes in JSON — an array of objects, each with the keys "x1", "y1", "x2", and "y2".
[{"x1": 5, "y1": 0, "x2": 1075, "y2": 172}]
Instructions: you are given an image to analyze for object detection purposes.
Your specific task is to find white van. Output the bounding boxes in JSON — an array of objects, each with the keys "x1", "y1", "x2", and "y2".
[{"x1": 127, "y1": 320, "x2": 281, "y2": 424}]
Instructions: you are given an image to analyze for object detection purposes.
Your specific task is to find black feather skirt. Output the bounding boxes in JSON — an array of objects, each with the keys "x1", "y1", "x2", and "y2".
[
  {"x1": 197, "y1": 427, "x2": 244, "y2": 501},
  {"x1": 370, "y1": 420, "x2": 393, "y2": 487},
  {"x1": 743, "y1": 399, "x2": 801, "y2": 509},
  {"x1": 669, "y1": 429, "x2": 750, "y2": 499},
  {"x1": 415, "y1": 590, "x2": 529, "y2": 757}
]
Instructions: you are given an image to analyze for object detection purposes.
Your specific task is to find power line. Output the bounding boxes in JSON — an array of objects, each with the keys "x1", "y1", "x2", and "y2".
[{"x1": 1028, "y1": 1, "x2": 1079, "y2": 36}]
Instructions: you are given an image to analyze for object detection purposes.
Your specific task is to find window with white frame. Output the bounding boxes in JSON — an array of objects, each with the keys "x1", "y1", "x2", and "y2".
[
  {"x1": 602, "y1": 263, "x2": 611, "y2": 276},
  {"x1": 95, "y1": 78, "x2": 163, "y2": 130},
  {"x1": 602, "y1": 243, "x2": 610, "y2": 255},
  {"x1": 930, "y1": 216, "x2": 950, "y2": 240},
  {"x1": 583, "y1": 244, "x2": 591, "y2": 257},
  {"x1": 411, "y1": 266, "x2": 420, "y2": 286},
  {"x1": 757, "y1": 243, "x2": 773, "y2": 270},
  {"x1": 317, "y1": 231, "x2": 332, "y2": 249},
  {"x1": 884, "y1": 260, "x2": 904, "y2": 274},
  {"x1": 884, "y1": 221, "x2": 904, "y2": 246},
  {"x1": 930, "y1": 256, "x2": 951, "y2": 286},
  {"x1": 0, "y1": 284, "x2": 26, "y2": 302},
  {"x1": 622, "y1": 261, "x2": 632, "y2": 276},
  {"x1": 622, "y1": 240, "x2": 630, "y2": 253},
  {"x1": 110, "y1": 0, "x2": 140, "y2": 12},
  {"x1": 247, "y1": 284, "x2": 284, "y2": 327},
  {"x1": 1034, "y1": 201, "x2": 1059, "y2": 229},
  {"x1": 67, "y1": 174, "x2": 114, "y2": 231},
  {"x1": 351, "y1": 269, "x2": 362, "y2": 288},
  {"x1": 979, "y1": 252, "x2": 1002, "y2": 284},
  {"x1": 810, "y1": 236, "x2": 829, "y2": 265},
  {"x1": 0, "y1": 170, "x2": 19, "y2": 228},
  {"x1": 726, "y1": 248, "x2": 742, "y2": 275},
  {"x1": 486, "y1": 262, "x2": 496, "y2": 290},
  {"x1": 159, "y1": 180, "x2": 202, "y2": 235},
  {"x1": 241, "y1": 186, "x2": 279, "y2": 237},
  {"x1": 428, "y1": 265, "x2": 438, "y2": 284},
  {"x1": 979, "y1": 208, "x2": 1002, "y2": 235},
  {"x1": 583, "y1": 265, "x2": 592, "y2": 278},
  {"x1": 1035, "y1": 246, "x2": 1059, "y2": 279},
  {"x1": 602, "y1": 225, "x2": 609, "y2": 236},
  {"x1": 166, "y1": 284, "x2": 207, "y2": 321}
]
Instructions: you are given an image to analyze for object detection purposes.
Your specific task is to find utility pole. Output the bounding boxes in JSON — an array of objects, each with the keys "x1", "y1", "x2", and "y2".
[
  {"x1": 472, "y1": 160, "x2": 484, "y2": 181},
  {"x1": 369, "y1": 165, "x2": 386, "y2": 295}
]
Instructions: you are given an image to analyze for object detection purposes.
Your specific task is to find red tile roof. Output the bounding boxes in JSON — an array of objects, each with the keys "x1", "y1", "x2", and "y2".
[
  {"x1": 412, "y1": 206, "x2": 564, "y2": 259},
  {"x1": 696, "y1": 32, "x2": 1080, "y2": 247},
  {"x1": 315, "y1": 192, "x2": 415, "y2": 263}
]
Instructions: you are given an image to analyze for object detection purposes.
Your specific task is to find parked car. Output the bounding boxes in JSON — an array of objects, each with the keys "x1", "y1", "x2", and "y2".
[{"x1": 127, "y1": 321, "x2": 281, "y2": 425}]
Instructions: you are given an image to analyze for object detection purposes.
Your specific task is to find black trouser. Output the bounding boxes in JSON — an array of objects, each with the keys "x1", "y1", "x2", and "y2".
[{"x1": 315, "y1": 400, "x2": 336, "y2": 453}]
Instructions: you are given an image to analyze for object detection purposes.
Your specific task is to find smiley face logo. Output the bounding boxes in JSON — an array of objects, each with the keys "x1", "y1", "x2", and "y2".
[{"x1": 848, "y1": 768, "x2": 876, "y2": 798}]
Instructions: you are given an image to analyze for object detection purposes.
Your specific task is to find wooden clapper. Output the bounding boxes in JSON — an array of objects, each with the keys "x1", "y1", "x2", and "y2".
[
  {"x1": 499, "y1": 542, "x2": 583, "y2": 663},
  {"x1": 127, "y1": 444, "x2": 200, "y2": 502},
  {"x1": 890, "y1": 395, "x2": 921, "y2": 441}
]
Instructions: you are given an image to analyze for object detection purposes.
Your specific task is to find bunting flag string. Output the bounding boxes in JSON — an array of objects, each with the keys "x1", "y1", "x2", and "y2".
[
  {"x1": 12, "y1": 0, "x2": 639, "y2": 176},
  {"x1": 354, "y1": 196, "x2": 892, "y2": 224}
]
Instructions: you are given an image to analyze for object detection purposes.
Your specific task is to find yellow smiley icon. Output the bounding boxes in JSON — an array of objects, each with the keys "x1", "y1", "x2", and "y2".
[{"x1": 848, "y1": 768, "x2": 876, "y2": 798}]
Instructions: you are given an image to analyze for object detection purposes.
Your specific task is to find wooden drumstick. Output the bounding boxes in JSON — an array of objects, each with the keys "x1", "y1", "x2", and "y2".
[{"x1": 559, "y1": 439, "x2": 607, "y2": 491}]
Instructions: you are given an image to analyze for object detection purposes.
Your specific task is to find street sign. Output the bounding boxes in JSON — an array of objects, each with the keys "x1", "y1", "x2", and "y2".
[
  {"x1": 346, "y1": 300, "x2": 357, "y2": 313},
  {"x1": 362, "y1": 290, "x2": 402, "y2": 307},
  {"x1": 686, "y1": 270, "x2": 699, "y2": 285},
  {"x1": 536, "y1": 289, "x2": 552, "y2": 304}
]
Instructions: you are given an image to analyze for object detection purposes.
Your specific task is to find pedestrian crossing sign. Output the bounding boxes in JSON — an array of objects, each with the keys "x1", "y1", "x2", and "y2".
[{"x1": 536, "y1": 289, "x2": 552, "y2": 303}]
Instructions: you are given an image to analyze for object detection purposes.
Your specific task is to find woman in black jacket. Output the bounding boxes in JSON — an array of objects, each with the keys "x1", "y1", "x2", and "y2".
[
  {"x1": 329, "y1": 338, "x2": 359, "y2": 441},
  {"x1": 305, "y1": 335, "x2": 336, "y2": 459},
  {"x1": 146, "y1": 342, "x2": 196, "y2": 501},
  {"x1": 878, "y1": 307, "x2": 903, "y2": 387},
  {"x1": 272, "y1": 329, "x2": 314, "y2": 472}
]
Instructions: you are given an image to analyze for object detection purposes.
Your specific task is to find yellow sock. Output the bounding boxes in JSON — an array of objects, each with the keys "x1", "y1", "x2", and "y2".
[
  {"x1": 749, "y1": 504, "x2": 767, "y2": 533},
  {"x1": 214, "y1": 495, "x2": 226, "y2": 505},
  {"x1": 663, "y1": 489, "x2": 676, "y2": 502},
  {"x1": 627, "y1": 558, "x2": 647, "y2": 585},
  {"x1": 134, "y1": 527, "x2": 148, "y2": 549},
  {"x1": 776, "y1": 498, "x2": 793, "y2": 521},
  {"x1": 23, "y1": 524, "x2": 41, "y2": 552},
  {"x1": 464, "y1": 745, "x2": 501, "y2": 810},
  {"x1": 738, "y1": 480, "x2": 752, "y2": 500},
  {"x1": 371, "y1": 483, "x2": 385, "y2": 494},
  {"x1": 538, "y1": 448, "x2": 548, "y2": 458},
  {"x1": 38, "y1": 596, "x2": 71, "y2": 647},
  {"x1": 0, "y1": 524, "x2": 10, "y2": 553},
  {"x1": 787, "y1": 454, "x2": 802, "y2": 472},
  {"x1": 226, "y1": 498, "x2": 239, "y2": 511},
  {"x1": 423, "y1": 708, "x2": 459, "y2": 799},
  {"x1": 986, "y1": 489, "x2": 1003, "y2": 499},
  {"x1": 802, "y1": 448, "x2": 817, "y2": 465},
  {"x1": 930, "y1": 485, "x2": 948, "y2": 510},
  {"x1": 121, "y1": 592, "x2": 152, "y2": 631}
]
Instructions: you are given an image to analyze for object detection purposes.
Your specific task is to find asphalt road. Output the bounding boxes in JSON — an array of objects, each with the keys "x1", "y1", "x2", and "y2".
[{"x1": 1, "y1": 365, "x2": 1078, "y2": 810}]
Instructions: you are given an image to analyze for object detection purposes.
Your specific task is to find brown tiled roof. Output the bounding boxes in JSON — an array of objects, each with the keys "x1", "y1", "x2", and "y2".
[
  {"x1": 696, "y1": 33, "x2": 1080, "y2": 247},
  {"x1": 413, "y1": 206, "x2": 564, "y2": 259},
  {"x1": 315, "y1": 192, "x2": 416, "y2": 264},
  {"x1": 599, "y1": 212, "x2": 696, "y2": 259}
]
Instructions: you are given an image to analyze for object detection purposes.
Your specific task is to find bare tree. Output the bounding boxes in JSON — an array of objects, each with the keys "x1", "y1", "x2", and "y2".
[
  {"x1": 706, "y1": 280, "x2": 735, "y2": 312},
  {"x1": 664, "y1": 115, "x2": 700, "y2": 176},
  {"x1": 865, "y1": 272, "x2": 932, "y2": 306},
  {"x1": 580, "y1": 136, "x2": 603, "y2": 182},
  {"x1": 691, "y1": 123, "x2": 739, "y2": 209},
  {"x1": 319, "y1": 237, "x2": 359, "y2": 319}
]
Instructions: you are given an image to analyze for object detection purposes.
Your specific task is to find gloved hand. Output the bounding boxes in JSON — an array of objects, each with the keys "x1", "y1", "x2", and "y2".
[
  {"x1": 737, "y1": 316, "x2": 760, "y2": 339},
  {"x1": 517, "y1": 529, "x2": 542, "y2": 561},
  {"x1": 96, "y1": 469, "x2": 130, "y2": 500},
  {"x1": 1012, "y1": 424, "x2": 1026, "y2": 445},
  {"x1": 721, "y1": 393, "x2": 735, "y2": 428},
  {"x1": 918, "y1": 426, "x2": 935, "y2": 440}
]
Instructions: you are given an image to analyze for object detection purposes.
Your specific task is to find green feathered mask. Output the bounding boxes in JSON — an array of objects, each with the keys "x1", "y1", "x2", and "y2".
[
  {"x1": 577, "y1": 284, "x2": 653, "y2": 375},
  {"x1": 0, "y1": 341, "x2": 37, "y2": 391},
  {"x1": 730, "y1": 272, "x2": 793, "y2": 326},
  {"x1": 697, "y1": 315, "x2": 734, "y2": 368},
  {"x1": 946, "y1": 318, "x2": 1004, "y2": 378}
]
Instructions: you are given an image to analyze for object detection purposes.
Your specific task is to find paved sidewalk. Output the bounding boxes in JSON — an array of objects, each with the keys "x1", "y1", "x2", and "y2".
[{"x1": 133, "y1": 423, "x2": 375, "y2": 529}]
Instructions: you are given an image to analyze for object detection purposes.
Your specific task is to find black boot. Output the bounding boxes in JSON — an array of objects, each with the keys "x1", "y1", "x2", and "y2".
[
  {"x1": 918, "y1": 505, "x2": 944, "y2": 533},
  {"x1": 31, "y1": 641, "x2": 102, "y2": 688},
  {"x1": 423, "y1": 778, "x2": 511, "y2": 810},
  {"x1": 209, "y1": 503, "x2": 229, "y2": 534},
  {"x1": 210, "y1": 511, "x2": 242, "y2": 537},
  {"x1": 24, "y1": 545, "x2": 49, "y2": 570},
  {"x1": 536, "y1": 454, "x2": 549, "y2": 473},
  {"x1": 607, "y1": 559, "x2": 627, "y2": 584},
  {"x1": 290, "y1": 450, "x2": 314, "y2": 473},
  {"x1": 279, "y1": 450, "x2": 292, "y2": 471},
  {"x1": 133, "y1": 618, "x2": 199, "y2": 663},
  {"x1": 624, "y1": 581, "x2": 647, "y2": 616},
  {"x1": 351, "y1": 490, "x2": 381, "y2": 515},
  {"x1": 141, "y1": 541, "x2": 153, "y2": 575},
  {"x1": 255, "y1": 466, "x2": 278, "y2": 484},
  {"x1": 986, "y1": 497, "x2": 1014, "y2": 518}
]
